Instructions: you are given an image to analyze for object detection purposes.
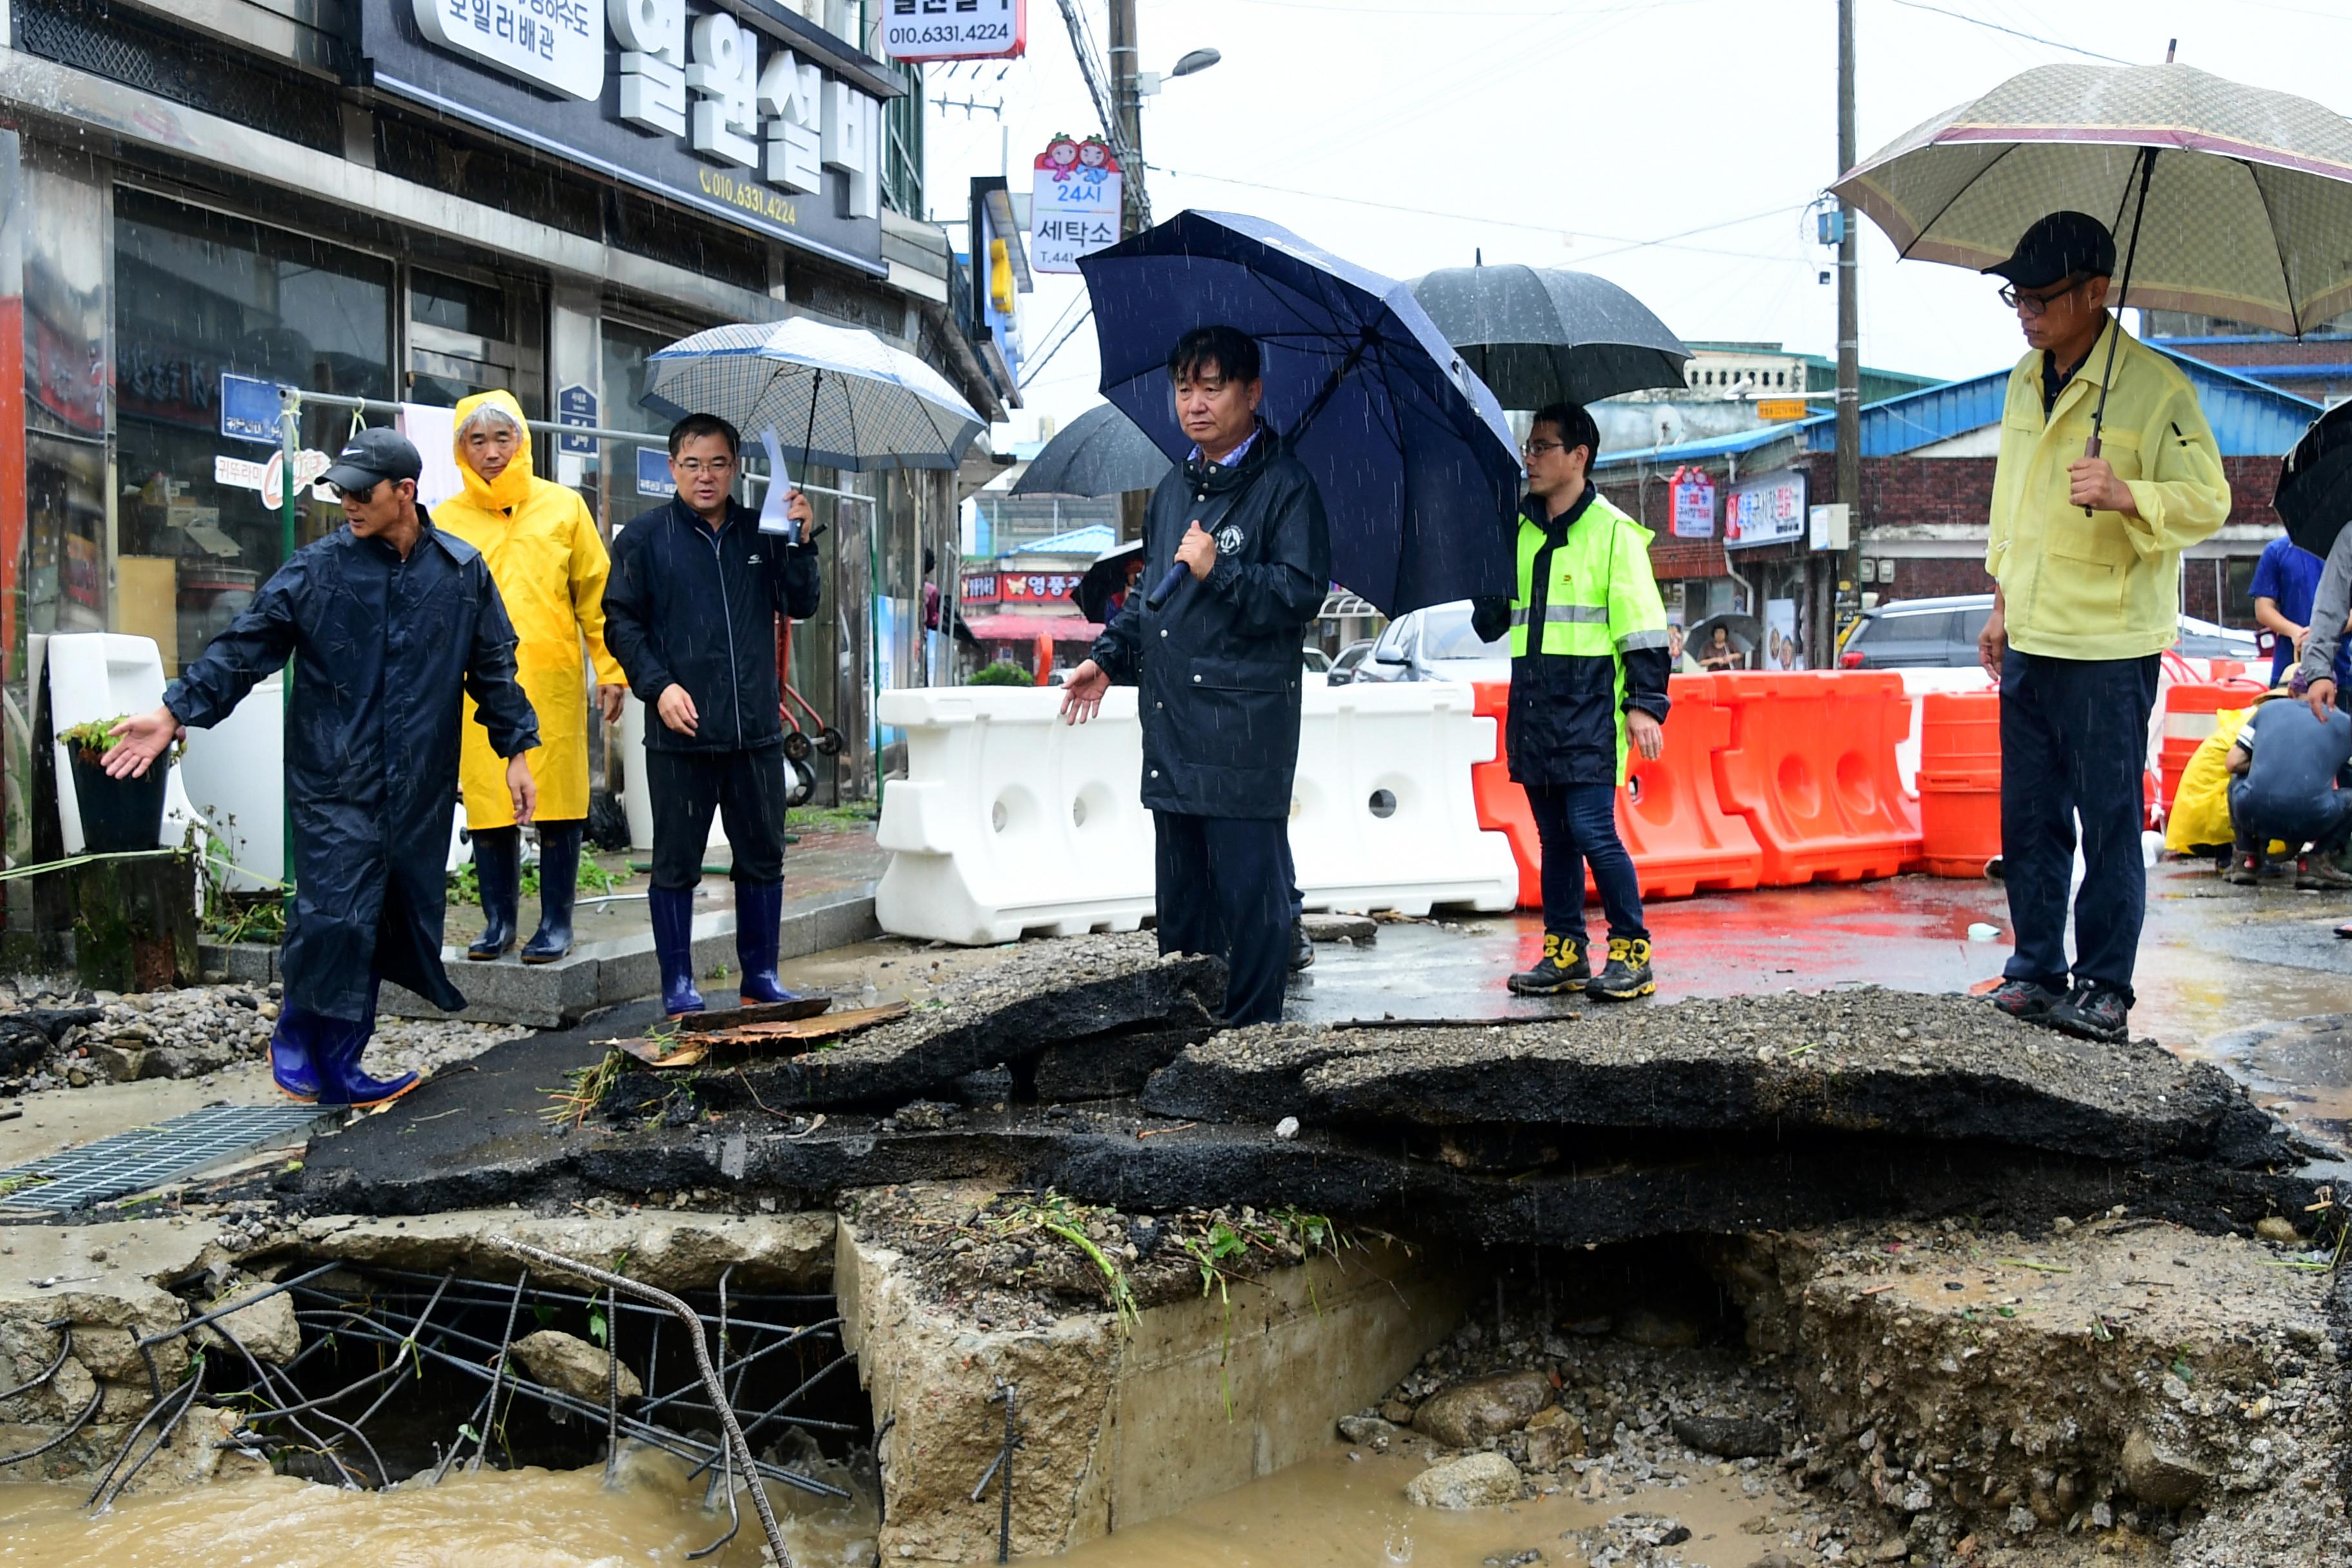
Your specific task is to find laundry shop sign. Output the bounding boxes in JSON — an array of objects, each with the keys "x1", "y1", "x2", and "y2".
[{"x1": 353, "y1": 0, "x2": 897, "y2": 273}]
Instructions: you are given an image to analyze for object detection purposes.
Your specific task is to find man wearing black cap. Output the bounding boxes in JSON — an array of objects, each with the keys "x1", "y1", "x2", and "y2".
[
  {"x1": 104, "y1": 427, "x2": 542, "y2": 1106},
  {"x1": 1974, "y1": 211, "x2": 2230, "y2": 1044}
]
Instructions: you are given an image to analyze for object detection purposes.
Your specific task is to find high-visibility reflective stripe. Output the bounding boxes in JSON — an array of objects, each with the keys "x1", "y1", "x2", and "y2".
[
  {"x1": 1509, "y1": 604, "x2": 1609, "y2": 628},
  {"x1": 1616, "y1": 628, "x2": 1671, "y2": 651}
]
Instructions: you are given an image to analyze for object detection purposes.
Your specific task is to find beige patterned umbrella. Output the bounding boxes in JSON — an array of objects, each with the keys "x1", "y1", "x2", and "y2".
[{"x1": 1833, "y1": 61, "x2": 2352, "y2": 337}]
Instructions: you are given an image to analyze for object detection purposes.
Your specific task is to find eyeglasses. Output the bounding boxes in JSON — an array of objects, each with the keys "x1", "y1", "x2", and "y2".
[
  {"x1": 331, "y1": 480, "x2": 380, "y2": 504},
  {"x1": 674, "y1": 457, "x2": 736, "y2": 476},
  {"x1": 1520, "y1": 438, "x2": 1565, "y2": 458},
  {"x1": 1999, "y1": 275, "x2": 2090, "y2": 316}
]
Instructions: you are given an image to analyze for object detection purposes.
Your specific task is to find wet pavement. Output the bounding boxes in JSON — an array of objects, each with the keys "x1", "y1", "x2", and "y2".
[{"x1": 1286, "y1": 861, "x2": 2352, "y2": 1143}]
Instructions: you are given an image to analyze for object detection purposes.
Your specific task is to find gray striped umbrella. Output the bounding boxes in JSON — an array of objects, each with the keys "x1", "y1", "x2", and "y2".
[
  {"x1": 642, "y1": 316, "x2": 984, "y2": 472},
  {"x1": 1834, "y1": 61, "x2": 2352, "y2": 336}
]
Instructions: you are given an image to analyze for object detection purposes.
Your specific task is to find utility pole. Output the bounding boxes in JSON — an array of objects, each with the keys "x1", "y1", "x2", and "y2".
[
  {"x1": 1108, "y1": 0, "x2": 1146, "y2": 237},
  {"x1": 1825, "y1": 0, "x2": 1860, "y2": 670}
]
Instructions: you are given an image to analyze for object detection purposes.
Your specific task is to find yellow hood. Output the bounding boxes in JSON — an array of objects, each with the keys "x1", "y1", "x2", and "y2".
[{"x1": 453, "y1": 389, "x2": 536, "y2": 513}]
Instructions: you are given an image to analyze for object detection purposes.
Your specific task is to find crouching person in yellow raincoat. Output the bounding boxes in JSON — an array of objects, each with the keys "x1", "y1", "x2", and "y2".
[{"x1": 438, "y1": 391, "x2": 626, "y2": 963}]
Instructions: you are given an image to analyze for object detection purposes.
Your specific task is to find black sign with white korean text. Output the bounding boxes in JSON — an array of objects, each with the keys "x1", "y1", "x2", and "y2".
[{"x1": 349, "y1": 0, "x2": 894, "y2": 273}]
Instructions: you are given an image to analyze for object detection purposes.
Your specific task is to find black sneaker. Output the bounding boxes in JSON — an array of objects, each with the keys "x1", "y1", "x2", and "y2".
[
  {"x1": 1507, "y1": 933, "x2": 1590, "y2": 995},
  {"x1": 2046, "y1": 982, "x2": 2130, "y2": 1044},
  {"x1": 1983, "y1": 978, "x2": 2063, "y2": 1021},
  {"x1": 1289, "y1": 919, "x2": 1316, "y2": 972},
  {"x1": 1590, "y1": 937, "x2": 1656, "y2": 1002}
]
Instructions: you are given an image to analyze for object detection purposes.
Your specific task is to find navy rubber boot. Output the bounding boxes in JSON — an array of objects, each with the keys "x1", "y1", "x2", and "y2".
[
  {"x1": 312, "y1": 983, "x2": 418, "y2": 1110},
  {"x1": 268, "y1": 1009, "x2": 322, "y2": 1102},
  {"x1": 521, "y1": 821, "x2": 582, "y2": 965},
  {"x1": 650, "y1": 886, "x2": 706, "y2": 1016},
  {"x1": 467, "y1": 827, "x2": 520, "y2": 961},
  {"x1": 733, "y1": 879, "x2": 799, "y2": 1006}
]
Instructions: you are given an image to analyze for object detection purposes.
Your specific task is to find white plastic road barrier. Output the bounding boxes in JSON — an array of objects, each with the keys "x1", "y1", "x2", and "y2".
[
  {"x1": 876, "y1": 686, "x2": 1153, "y2": 944},
  {"x1": 177, "y1": 671, "x2": 284, "y2": 890},
  {"x1": 619, "y1": 692, "x2": 730, "y2": 856},
  {"x1": 1289, "y1": 680, "x2": 1517, "y2": 916},
  {"x1": 873, "y1": 680, "x2": 1517, "y2": 945},
  {"x1": 46, "y1": 634, "x2": 204, "y2": 857}
]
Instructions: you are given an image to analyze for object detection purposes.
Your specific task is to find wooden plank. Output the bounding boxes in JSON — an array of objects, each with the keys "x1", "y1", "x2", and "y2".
[{"x1": 613, "y1": 1003, "x2": 908, "y2": 1070}]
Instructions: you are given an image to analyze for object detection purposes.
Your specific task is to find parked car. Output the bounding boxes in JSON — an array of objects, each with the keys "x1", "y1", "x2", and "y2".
[
  {"x1": 1300, "y1": 645, "x2": 1333, "y2": 673},
  {"x1": 1349, "y1": 600, "x2": 1511, "y2": 686},
  {"x1": 1839, "y1": 594, "x2": 2262, "y2": 669},
  {"x1": 1325, "y1": 639, "x2": 1375, "y2": 686},
  {"x1": 1838, "y1": 596, "x2": 1994, "y2": 669}
]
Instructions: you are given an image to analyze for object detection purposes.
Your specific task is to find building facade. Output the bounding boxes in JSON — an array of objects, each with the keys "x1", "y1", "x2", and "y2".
[{"x1": 0, "y1": 0, "x2": 1014, "y2": 908}]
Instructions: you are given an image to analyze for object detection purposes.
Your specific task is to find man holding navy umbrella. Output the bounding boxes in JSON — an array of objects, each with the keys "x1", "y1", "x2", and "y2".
[{"x1": 1060, "y1": 326, "x2": 1331, "y2": 1026}]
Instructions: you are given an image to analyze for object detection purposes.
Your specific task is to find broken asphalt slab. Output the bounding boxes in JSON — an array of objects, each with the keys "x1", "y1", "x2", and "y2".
[
  {"x1": 732, "y1": 935, "x2": 1222, "y2": 1108},
  {"x1": 1141, "y1": 990, "x2": 2314, "y2": 1169},
  {"x1": 284, "y1": 954, "x2": 2338, "y2": 1257}
]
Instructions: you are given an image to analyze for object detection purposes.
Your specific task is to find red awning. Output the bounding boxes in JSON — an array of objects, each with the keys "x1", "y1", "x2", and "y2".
[{"x1": 964, "y1": 614, "x2": 1103, "y2": 642}]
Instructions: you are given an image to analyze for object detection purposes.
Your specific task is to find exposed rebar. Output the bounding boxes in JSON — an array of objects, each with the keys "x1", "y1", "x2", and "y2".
[
  {"x1": 493, "y1": 1237, "x2": 794, "y2": 1568},
  {"x1": 0, "y1": 1320, "x2": 72, "y2": 1402},
  {"x1": 469, "y1": 1268, "x2": 529, "y2": 1475},
  {"x1": 0, "y1": 1379, "x2": 103, "y2": 1467},
  {"x1": 994, "y1": 1381, "x2": 1017, "y2": 1565}
]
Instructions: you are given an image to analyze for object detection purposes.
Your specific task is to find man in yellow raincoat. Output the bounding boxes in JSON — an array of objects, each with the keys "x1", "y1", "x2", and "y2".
[{"x1": 436, "y1": 391, "x2": 626, "y2": 963}]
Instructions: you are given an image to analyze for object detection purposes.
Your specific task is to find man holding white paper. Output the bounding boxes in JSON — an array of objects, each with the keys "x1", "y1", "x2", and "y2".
[{"x1": 603, "y1": 413, "x2": 823, "y2": 1016}]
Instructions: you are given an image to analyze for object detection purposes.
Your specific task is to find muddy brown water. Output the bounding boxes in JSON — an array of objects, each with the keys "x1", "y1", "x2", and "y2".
[
  {"x1": 0, "y1": 1448, "x2": 1771, "y2": 1566},
  {"x1": 0, "y1": 1446, "x2": 875, "y2": 1567}
]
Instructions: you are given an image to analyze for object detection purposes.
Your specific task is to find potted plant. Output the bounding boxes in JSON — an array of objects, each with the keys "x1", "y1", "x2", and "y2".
[{"x1": 60, "y1": 717, "x2": 172, "y2": 854}]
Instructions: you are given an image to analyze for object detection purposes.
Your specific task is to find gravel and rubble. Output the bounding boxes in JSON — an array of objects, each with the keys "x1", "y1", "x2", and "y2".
[
  {"x1": 0, "y1": 974, "x2": 526, "y2": 1095},
  {"x1": 1345, "y1": 1213, "x2": 2351, "y2": 1568}
]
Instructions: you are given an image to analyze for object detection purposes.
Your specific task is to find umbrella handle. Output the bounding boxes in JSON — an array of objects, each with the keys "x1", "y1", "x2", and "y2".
[{"x1": 1144, "y1": 563, "x2": 1190, "y2": 612}]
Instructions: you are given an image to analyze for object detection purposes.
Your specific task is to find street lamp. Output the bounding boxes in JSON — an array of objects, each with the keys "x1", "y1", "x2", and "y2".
[{"x1": 1137, "y1": 48, "x2": 1221, "y2": 96}]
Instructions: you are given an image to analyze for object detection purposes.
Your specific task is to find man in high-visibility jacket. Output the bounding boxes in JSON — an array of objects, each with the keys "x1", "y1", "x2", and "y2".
[
  {"x1": 1975, "y1": 210, "x2": 2230, "y2": 1044},
  {"x1": 1475, "y1": 401, "x2": 1671, "y2": 1000}
]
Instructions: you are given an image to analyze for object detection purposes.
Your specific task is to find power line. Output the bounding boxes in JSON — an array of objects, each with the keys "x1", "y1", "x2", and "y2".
[
  {"x1": 1019, "y1": 303, "x2": 1095, "y2": 391},
  {"x1": 1879, "y1": 0, "x2": 2132, "y2": 64}
]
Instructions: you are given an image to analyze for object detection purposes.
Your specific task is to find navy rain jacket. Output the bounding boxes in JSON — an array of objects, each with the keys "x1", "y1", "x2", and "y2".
[
  {"x1": 602, "y1": 497, "x2": 823, "y2": 754},
  {"x1": 165, "y1": 512, "x2": 540, "y2": 1023},
  {"x1": 1089, "y1": 428, "x2": 1331, "y2": 819}
]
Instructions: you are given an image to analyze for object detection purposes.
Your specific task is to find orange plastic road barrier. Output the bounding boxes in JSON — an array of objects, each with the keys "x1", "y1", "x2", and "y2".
[
  {"x1": 1915, "y1": 690, "x2": 2001, "y2": 877},
  {"x1": 2157, "y1": 677, "x2": 2269, "y2": 814},
  {"x1": 1707, "y1": 670, "x2": 1921, "y2": 887},
  {"x1": 1469, "y1": 678, "x2": 1761, "y2": 908}
]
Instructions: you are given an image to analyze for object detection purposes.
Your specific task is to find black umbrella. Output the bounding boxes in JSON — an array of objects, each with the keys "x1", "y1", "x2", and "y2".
[
  {"x1": 1009, "y1": 404, "x2": 1173, "y2": 498},
  {"x1": 1407, "y1": 263, "x2": 1689, "y2": 409},
  {"x1": 2275, "y1": 401, "x2": 2352, "y2": 562},
  {"x1": 1075, "y1": 540, "x2": 1144, "y2": 625}
]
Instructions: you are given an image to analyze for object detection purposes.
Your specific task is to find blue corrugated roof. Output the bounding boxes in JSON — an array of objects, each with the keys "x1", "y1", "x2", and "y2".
[
  {"x1": 1008, "y1": 523, "x2": 1118, "y2": 556},
  {"x1": 1598, "y1": 343, "x2": 2319, "y2": 470},
  {"x1": 1592, "y1": 424, "x2": 1799, "y2": 469}
]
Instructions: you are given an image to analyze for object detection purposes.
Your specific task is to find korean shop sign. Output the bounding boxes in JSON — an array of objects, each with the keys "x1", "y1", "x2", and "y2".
[{"x1": 355, "y1": 0, "x2": 899, "y2": 272}]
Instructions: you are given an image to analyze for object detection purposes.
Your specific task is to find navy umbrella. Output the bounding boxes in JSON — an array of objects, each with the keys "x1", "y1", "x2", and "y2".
[
  {"x1": 1010, "y1": 404, "x2": 1173, "y2": 498},
  {"x1": 1409, "y1": 264, "x2": 1690, "y2": 409},
  {"x1": 1078, "y1": 210, "x2": 1520, "y2": 618},
  {"x1": 2275, "y1": 400, "x2": 2352, "y2": 562}
]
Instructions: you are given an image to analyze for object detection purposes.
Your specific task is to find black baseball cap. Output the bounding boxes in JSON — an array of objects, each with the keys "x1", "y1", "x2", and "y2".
[
  {"x1": 1983, "y1": 211, "x2": 2117, "y2": 290},
  {"x1": 321, "y1": 427, "x2": 424, "y2": 492}
]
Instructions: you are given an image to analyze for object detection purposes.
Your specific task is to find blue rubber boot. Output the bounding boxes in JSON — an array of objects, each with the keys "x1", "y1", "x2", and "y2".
[
  {"x1": 649, "y1": 886, "x2": 705, "y2": 1017},
  {"x1": 313, "y1": 988, "x2": 418, "y2": 1109},
  {"x1": 467, "y1": 828, "x2": 520, "y2": 961},
  {"x1": 733, "y1": 880, "x2": 799, "y2": 1006},
  {"x1": 268, "y1": 1009, "x2": 323, "y2": 1103},
  {"x1": 521, "y1": 821, "x2": 581, "y2": 965}
]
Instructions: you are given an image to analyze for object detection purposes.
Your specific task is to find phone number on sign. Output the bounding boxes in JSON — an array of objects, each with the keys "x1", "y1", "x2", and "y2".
[
  {"x1": 887, "y1": 23, "x2": 1011, "y2": 44},
  {"x1": 698, "y1": 168, "x2": 798, "y2": 226}
]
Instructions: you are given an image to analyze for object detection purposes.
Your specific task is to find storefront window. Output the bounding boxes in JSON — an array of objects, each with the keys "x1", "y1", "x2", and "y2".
[
  {"x1": 597, "y1": 320, "x2": 683, "y2": 536},
  {"x1": 112, "y1": 188, "x2": 394, "y2": 672}
]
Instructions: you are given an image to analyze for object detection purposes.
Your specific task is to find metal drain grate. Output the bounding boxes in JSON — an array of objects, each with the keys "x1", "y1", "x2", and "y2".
[{"x1": 0, "y1": 1104, "x2": 331, "y2": 1211}]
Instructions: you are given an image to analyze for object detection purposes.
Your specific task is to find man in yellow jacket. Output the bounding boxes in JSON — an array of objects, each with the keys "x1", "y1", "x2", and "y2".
[
  {"x1": 436, "y1": 391, "x2": 627, "y2": 964},
  {"x1": 1975, "y1": 211, "x2": 2230, "y2": 1044}
]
